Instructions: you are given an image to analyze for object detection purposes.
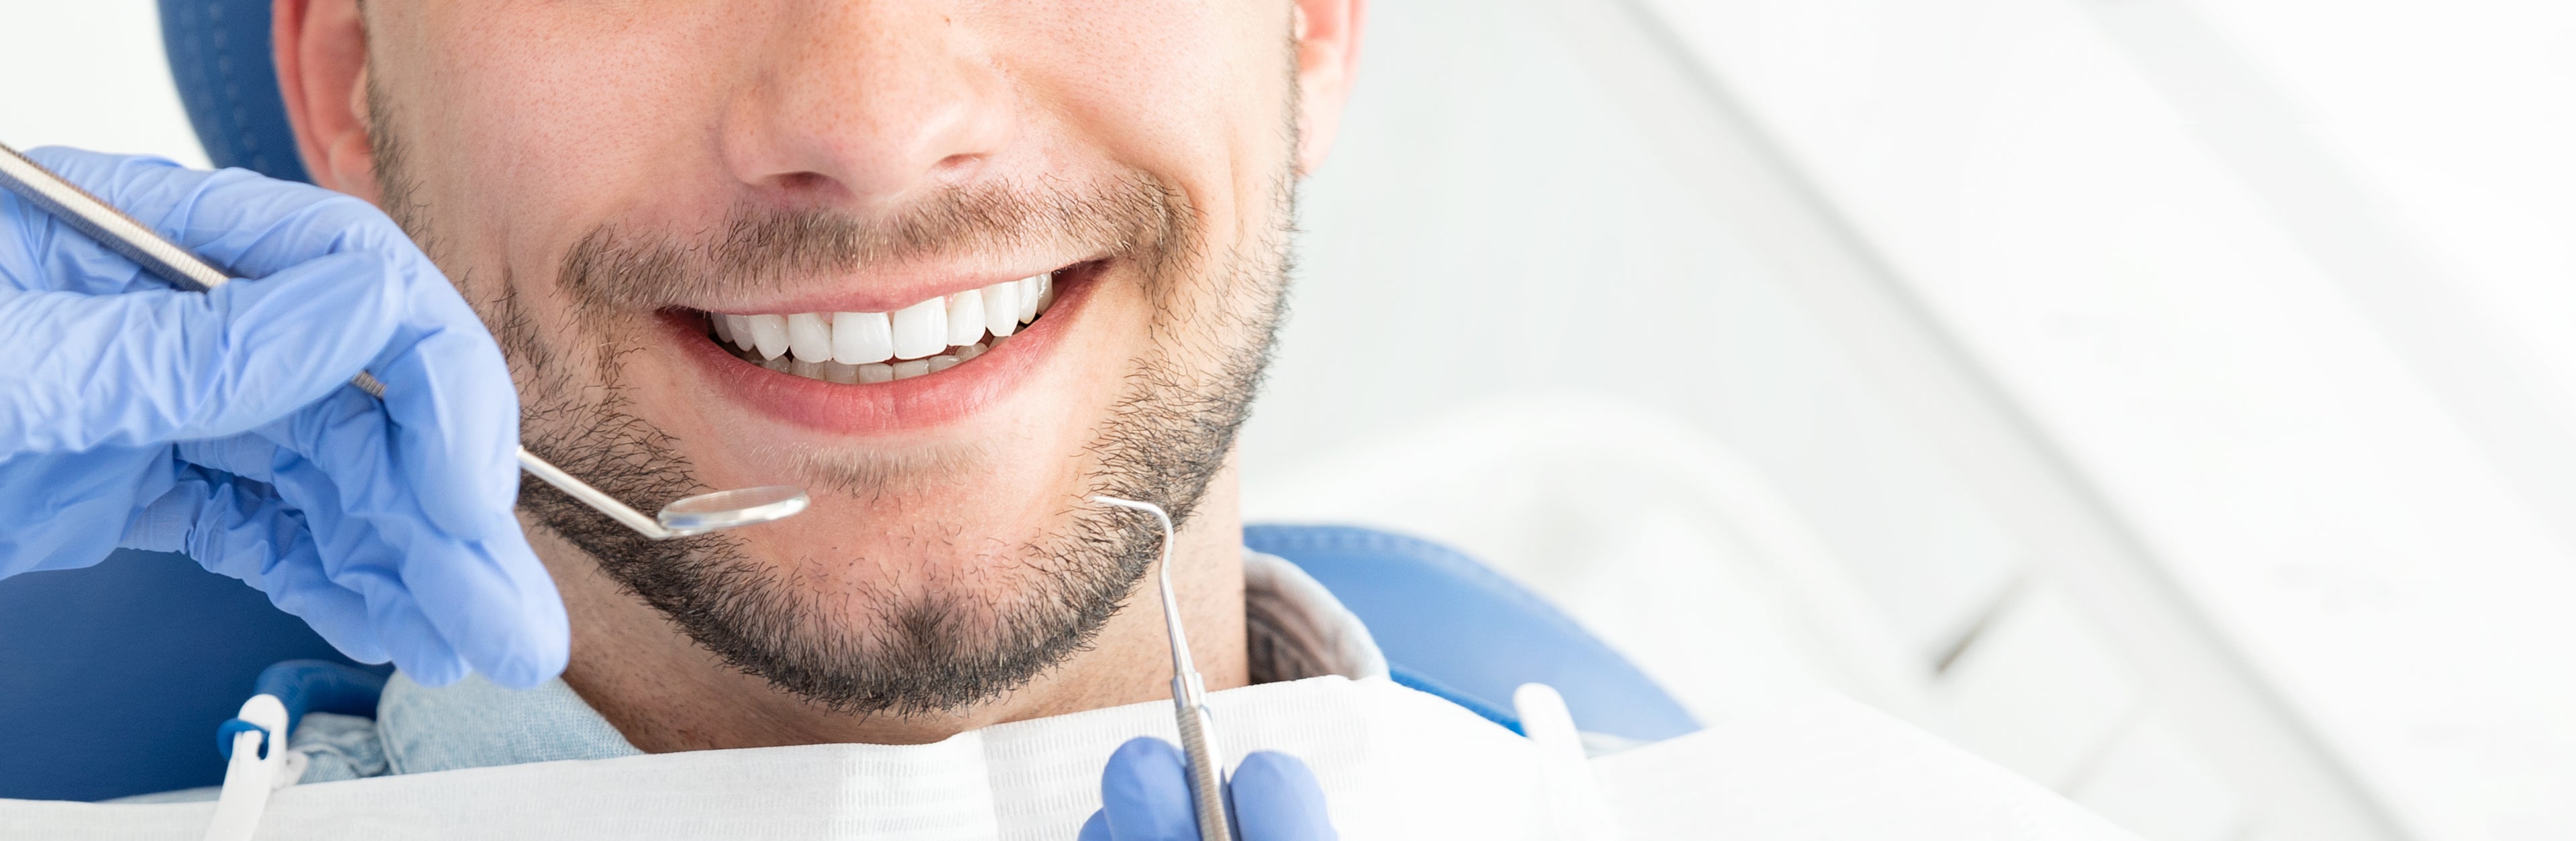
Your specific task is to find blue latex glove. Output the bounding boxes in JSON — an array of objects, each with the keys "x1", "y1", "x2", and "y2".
[
  {"x1": 0, "y1": 147, "x2": 565, "y2": 688},
  {"x1": 1079, "y1": 737, "x2": 1337, "y2": 841}
]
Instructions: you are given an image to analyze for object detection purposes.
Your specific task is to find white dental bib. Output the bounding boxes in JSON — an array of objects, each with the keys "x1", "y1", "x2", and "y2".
[{"x1": 5, "y1": 677, "x2": 2135, "y2": 840}]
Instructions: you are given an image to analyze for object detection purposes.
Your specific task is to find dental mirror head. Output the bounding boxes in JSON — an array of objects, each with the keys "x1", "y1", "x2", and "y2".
[
  {"x1": 511, "y1": 448, "x2": 808, "y2": 541},
  {"x1": 657, "y1": 486, "x2": 809, "y2": 535}
]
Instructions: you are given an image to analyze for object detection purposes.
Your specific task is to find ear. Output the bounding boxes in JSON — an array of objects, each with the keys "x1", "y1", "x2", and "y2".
[
  {"x1": 273, "y1": 0, "x2": 381, "y2": 202},
  {"x1": 1291, "y1": 0, "x2": 1366, "y2": 176}
]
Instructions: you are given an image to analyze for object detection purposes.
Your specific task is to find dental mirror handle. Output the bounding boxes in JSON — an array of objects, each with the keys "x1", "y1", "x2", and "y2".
[
  {"x1": 0, "y1": 144, "x2": 230, "y2": 290},
  {"x1": 511, "y1": 444, "x2": 680, "y2": 537},
  {"x1": 0, "y1": 142, "x2": 702, "y2": 541},
  {"x1": 1173, "y1": 672, "x2": 1234, "y2": 841},
  {"x1": 1093, "y1": 496, "x2": 1235, "y2": 841}
]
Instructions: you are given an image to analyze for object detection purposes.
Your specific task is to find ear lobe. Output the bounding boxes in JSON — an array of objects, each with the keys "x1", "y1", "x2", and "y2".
[
  {"x1": 1291, "y1": 0, "x2": 1367, "y2": 176},
  {"x1": 273, "y1": 0, "x2": 381, "y2": 201}
]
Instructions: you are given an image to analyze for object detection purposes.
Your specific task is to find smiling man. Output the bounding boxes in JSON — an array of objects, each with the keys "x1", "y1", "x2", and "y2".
[{"x1": 252, "y1": 0, "x2": 1370, "y2": 780}]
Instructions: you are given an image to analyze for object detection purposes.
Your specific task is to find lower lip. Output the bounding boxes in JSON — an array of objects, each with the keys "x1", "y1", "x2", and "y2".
[{"x1": 665, "y1": 269, "x2": 1095, "y2": 436}]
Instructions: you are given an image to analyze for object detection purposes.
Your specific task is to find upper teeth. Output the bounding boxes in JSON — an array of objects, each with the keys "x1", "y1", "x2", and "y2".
[{"x1": 709, "y1": 272, "x2": 1055, "y2": 371}]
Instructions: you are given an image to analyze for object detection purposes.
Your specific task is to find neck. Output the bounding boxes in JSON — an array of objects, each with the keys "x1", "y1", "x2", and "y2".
[{"x1": 528, "y1": 472, "x2": 1251, "y2": 750}]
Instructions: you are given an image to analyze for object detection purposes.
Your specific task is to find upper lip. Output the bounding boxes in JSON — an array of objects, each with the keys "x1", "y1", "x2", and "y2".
[{"x1": 680, "y1": 256, "x2": 1095, "y2": 316}]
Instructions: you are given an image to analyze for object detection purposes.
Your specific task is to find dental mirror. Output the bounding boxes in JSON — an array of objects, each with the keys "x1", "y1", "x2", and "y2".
[
  {"x1": 658, "y1": 486, "x2": 810, "y2": 535},
  {"x1": 0, "y1": 142, "x2": 811, "y2": 542},
  {"x1": 509, "y1": 449, "x2": 808, "y2": 540}
]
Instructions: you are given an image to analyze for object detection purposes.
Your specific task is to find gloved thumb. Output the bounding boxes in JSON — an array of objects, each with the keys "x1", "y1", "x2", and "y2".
[
  {"x1": 1091, "y1": 737, "x2": 1201, "y2": 841},
  {"x1": 1081, "y1": 740, "x2": 1338, "y2": 841},
  {"x1": 0, "y1": 248, "x2": 402, "y2": 451},
  {"x1": 1229, "y1": 752, "x2": 1336, "y2": 841}
]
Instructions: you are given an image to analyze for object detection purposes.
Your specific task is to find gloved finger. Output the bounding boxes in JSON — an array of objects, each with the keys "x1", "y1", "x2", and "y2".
[
  {"x1": 13, "y1": 153, "x2": 521, "y2": 534},
  {"x1": 257, "y1": 452, "x2": 472, "y2": 683},
  {"x1": 361, "y1": 266, "x2": 525, "y2": 539},
  {"x1": 173, "y1": 436, "x2": 288, "y2": 484},
  {"x1": 388, "y1": 538, "x2": 551, "y2": 689},
  {"x1": 136, "y1": 463, "x2": 392, "y2": 665},
  {"x1": 1100, "y1": 737, "x2": 1201, "y2": 841},
  {"x1": 14, "y1": 150, "x2": 553, "y2": 685},
  {"x1": 0, "y1": 250, "x2": 401, "y2": 451},
  {"x1": 0, "y1": 446, "x2": 168, "y2": 576},
  {"x1": 1077, "y1": 811, "x2": 1112, "y2": 841},
  {"x1": 361, "y1": 586, "x2": 470, "y2": 687},
  {"x1": 256, "y1": 437, "x2": 541, "y2": 687},
  {"x1": 256, "y1": 562, "x2": 397, "y2": 668},
  {"x1": 6, "y1": 149, "x2": 221, "y2": 295},
  {"x1": 82, "y1": 167, "x2": 531, "y2": 544},
  {"x1": 1, "y1": 201, "x2": 161, "y2": 295},
  {"x1": 1228, "y1": 752, "x2": 1336, "y2": 841},
  {"x1": 19, "y1": 147, "x2": 418, "y2": 284}
]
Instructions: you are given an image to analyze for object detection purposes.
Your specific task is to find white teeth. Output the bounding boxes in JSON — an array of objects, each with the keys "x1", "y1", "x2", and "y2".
[
  {"x1": 1017, "y1": 274, "x2": 1045, "y2": 323},
  {"x1": 747, "y1": 315, "x2": 792, "y2": 360},
  {"x1": 944, "y1": 293, "x2": 986, "y2": 346},
  {"x1": 981, "y1": 282, "x2": 1020, "y2": 337},
  {"x1": 832, "y1": 311, "x2": 894, "y2": 364},
  {"x1": 787, "y1": 313, "x2": 833, "y2": 363},
  {"x1": 712, "y1": 272, "x2": 1059, "y2": 382},
  {"x1": 891, "y1": 298, "x2": 947, "y2": 360}
]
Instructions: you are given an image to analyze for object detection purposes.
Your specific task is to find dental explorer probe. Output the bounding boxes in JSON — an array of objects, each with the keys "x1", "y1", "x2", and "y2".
[
  {"x1": 0, "y1": 143, "x2": 807, "y2": 540},
  {"x1": 1093, "y1": 496, "x2": 1235, "y2": 841}
]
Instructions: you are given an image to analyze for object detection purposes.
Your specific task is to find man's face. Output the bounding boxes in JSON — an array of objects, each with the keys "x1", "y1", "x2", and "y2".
[{"x1": 350, "y1": 1, "x2": 1332, "y2": 713}]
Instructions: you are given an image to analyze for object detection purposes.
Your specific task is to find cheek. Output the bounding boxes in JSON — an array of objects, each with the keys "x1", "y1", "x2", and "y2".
[
  {"x1": 405, "y1": 4, "x2": 747, "y2": 276},
  {"x1": 1002, "y1": 1, "x2": 1291, "y2": 191}
]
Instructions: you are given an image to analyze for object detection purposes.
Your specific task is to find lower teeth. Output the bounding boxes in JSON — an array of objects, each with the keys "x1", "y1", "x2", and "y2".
[{"x1": 733, "y1": 335, "x2": 1002, "y2": 384}]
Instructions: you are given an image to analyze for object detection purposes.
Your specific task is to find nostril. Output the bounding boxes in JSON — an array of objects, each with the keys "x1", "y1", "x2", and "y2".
[
  {"x1": 771, "y1": 171, "x2": 834, "y2": 194},
  {"x1": 930, "y1": 153, "x2": 983, "y2": 178}
]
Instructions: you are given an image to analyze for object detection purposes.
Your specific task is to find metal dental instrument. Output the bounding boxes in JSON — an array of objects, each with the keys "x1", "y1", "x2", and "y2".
[
  {"x1": 0, "y1": 143, "x2": 808, "y2": 541},
  {"x1": 1093, "y1": 495, "x2": 1233, "y2": 841}
]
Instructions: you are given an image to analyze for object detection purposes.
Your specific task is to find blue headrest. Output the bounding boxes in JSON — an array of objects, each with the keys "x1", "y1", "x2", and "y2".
[
  {"x1": 160, "y1": 0, "x2": 312, "y2": 182},
  {"x1": 1245, "y1": 525, "x2": 1700, "y2": 744},
  {"x1": 0, "y1": 551, "x2": 368, "y2": 801}
]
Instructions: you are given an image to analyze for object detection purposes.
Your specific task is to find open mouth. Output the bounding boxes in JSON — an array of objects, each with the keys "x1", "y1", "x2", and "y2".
[{"x1": 699, "y1": 270, "x2": 1063, "y2": 384}]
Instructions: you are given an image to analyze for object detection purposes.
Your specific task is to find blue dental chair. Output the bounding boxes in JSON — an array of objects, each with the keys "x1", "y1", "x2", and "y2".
[{"x1": 0, "y1": 1, "x2": 1698, "y2": 802}]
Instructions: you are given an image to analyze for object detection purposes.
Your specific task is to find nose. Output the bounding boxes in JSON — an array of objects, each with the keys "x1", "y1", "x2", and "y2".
[{"x1": 720, "y1": 2, "x2": 1014, "y2": 208}]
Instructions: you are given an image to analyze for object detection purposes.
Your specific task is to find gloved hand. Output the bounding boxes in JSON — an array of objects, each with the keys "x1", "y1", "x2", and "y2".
[
  {"x1": 0, "y1": 147, "x2": 565, "y2": 688},
  {"x1": 1079, "y1": 737, "x2": 1336, "y2": 841}
]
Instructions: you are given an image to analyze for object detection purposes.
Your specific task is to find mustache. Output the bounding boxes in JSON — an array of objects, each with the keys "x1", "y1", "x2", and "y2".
[{"x1": 557, "y1": 173, "x2": 1188, "y2": 311}]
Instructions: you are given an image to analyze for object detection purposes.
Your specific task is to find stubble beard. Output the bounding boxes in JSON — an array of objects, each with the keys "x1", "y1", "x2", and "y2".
[{"x1": 368, "y1": 81, "x2": 1299, "y2": 717}]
